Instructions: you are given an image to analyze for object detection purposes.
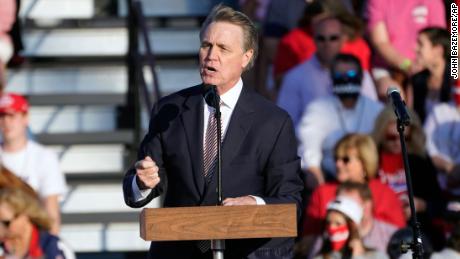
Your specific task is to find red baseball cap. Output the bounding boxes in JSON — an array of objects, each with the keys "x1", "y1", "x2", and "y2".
[{"x1": 0, "y1": 93, "x2": 29, "y2": 114}]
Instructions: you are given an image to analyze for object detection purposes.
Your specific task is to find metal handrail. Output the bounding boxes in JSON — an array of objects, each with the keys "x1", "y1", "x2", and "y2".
[{"x1": 127, "y1": 0, "x2": 161, "y2": 115}]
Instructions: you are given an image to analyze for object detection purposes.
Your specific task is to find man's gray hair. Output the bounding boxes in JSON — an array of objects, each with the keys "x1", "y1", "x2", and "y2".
[{"x1": 200, "y1": 4, "x2": 258, "y2": 70}]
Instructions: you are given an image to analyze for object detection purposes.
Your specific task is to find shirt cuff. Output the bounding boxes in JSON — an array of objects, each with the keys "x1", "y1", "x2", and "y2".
[
  {"x1": 249, "y1": 195, "x2": 266, "y2": 205},
  {"x1": 131, "y1": 176, "x2": 152, "y2": 202}
]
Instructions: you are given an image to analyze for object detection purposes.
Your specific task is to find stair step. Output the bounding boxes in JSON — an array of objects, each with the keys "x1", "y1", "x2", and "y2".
[
  {"x1": 6, "y1": 63, "x2": 201, "y2": 98},
  {"x1": 23, "y1": 28, "x2": 200, "y2": 58},
  {"x1": 28, "y1": 93, "x2": 126, "y2": 106},
  {"x1": 36, "y1": 130, "x2": 134, "y2": 145},
  {"x1": 29, "y1": 106, "x2": 117, "y2": 134},
  {"x1": 61, "y1": 223, "x2": 150, "y2": 252},
  {"x1": 7, "y1": 65, "x2": 127, "y2": 94},
  {"x1": 49, "y1": 144, "x2": 125, "y2": 174},
  {"x1": 20, "y1": 0, "x2": 95, "y2": 20},
  {"x1": 60, "y1": 182, "x2": 160, "y2": 252},
  {"x1": 117, "y1": 0, "x2": 211, "y2": 18}
]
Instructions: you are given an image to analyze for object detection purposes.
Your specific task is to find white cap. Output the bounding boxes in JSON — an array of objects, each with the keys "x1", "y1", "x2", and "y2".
[{"x1": 327, "y1": 196, "x2": 363, "y2": 224}]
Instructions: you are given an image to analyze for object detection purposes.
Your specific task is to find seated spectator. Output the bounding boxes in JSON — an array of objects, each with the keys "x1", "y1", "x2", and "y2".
[
  {"x1": 424, "y1": 84, "x2": 460, "y2": 197},
  {"x1": 367, "y1": 0, "x2": 446, "y2": 102},
  {"x1": 0, "y1": 188, "x2": 74, "y2": 258},
  {"x1": 277, "y1": 16, "x2": 377, "y2": 128},
  {"x1": 313, "y1": 196, "x2": 389, "y2": 259},
  {"x1": 409, "y1": 27, "x2": 451, "y2": 123},
  {"x1": 372, "y1": 105, "x2": 445, "y2": 249},
  {"x1": 301, "y1": 134, "x2": 405, "y2": 254},
  {"x1": 372, "y1": 105, "x2": 444, "y2": 214},
  {"x1": 0, "y1": 93, "x2": 67, "y2": 234},
  {"x1": 296, "y1": 54, "x2": 382, "y2": 183},
  {"x1": 273, "y1": 0, "x2": 371, "y2": 85},
  {"x1": 302, "y1": 182, "x2": 399, "y2": 258}
]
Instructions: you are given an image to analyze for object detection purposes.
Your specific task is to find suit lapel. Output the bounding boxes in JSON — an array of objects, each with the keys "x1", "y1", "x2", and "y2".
[
  {"x1": 202, "y1": 86, "x2": 256, "y2": 201},
  {"x1": 180, "y1": 86, "x2": 206, "y2": 198}
]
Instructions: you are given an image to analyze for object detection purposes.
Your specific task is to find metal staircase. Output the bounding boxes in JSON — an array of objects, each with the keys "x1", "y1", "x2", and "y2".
[{"x1": 5, "y1": 0, "x2": 211, "y2": 256}]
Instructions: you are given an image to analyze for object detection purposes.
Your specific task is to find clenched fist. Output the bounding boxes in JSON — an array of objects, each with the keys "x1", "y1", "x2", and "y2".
[{"x1": 135, "y1": 156, "x2": 160, "y2": 190}]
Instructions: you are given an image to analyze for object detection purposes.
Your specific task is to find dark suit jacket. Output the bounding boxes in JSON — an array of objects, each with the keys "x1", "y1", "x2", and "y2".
[{"x1": 123, "y1": 84, "x2": 304, "y2": 259}]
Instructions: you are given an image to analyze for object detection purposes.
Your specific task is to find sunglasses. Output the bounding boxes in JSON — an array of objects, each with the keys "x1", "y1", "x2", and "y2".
[
  {"x1": 333, "y1": 70, "x2": 359, "y2": 80},
  {"x1": 335, "y1": 155, "x2": 356, "y2": 164},
  {"x1": 315, "y1": 34, "x2": 341, "y2": 42}
]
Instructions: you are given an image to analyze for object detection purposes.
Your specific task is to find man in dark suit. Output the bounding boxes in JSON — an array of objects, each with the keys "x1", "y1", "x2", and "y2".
[{"x1": 122, "y1": 5, "x2": 304, "y2": 259}]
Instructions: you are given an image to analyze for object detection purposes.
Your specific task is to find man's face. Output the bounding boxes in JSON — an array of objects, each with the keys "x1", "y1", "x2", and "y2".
[
  {"x1": 0, "y1": 112, "x2": 28, "y2": 142},
  {"x1": 314, "y1": 19, "x2": 343, "y2": 66},
  {"x1": 199, "y1": 22, "x2": 253, "y2": 93}
]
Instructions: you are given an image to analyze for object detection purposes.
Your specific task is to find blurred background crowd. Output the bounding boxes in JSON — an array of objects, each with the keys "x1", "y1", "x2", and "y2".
[{"x1": 0, "y1": 0, "x2": 459, "y2": 258}]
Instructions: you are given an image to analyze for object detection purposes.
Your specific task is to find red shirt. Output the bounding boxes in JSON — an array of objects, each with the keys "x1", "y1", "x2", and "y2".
[
  {"x1": 302, "y1": 179, "x2": 406, "y2": 236},
  {"x1": 379, "y1": 152, "x2": 409, "y2": 205},
  {"x1": 273, "y1": 27, "x2": 371, "y2": 77}
]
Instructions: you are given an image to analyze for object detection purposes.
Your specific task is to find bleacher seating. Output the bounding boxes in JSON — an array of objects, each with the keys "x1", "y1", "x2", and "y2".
[{"x1": 5, "y1": 0, "x2": 210, "y2": 256}]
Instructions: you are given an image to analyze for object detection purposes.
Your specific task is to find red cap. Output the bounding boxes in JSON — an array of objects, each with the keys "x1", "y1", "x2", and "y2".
[{"x1": 0, "y1": 93, "x2": 29, "y2": 114}]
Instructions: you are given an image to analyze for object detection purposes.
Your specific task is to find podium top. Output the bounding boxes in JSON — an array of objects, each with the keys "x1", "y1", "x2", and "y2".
[{"x1": 140, "y1": 204, "x2": 297, "y2": 241}]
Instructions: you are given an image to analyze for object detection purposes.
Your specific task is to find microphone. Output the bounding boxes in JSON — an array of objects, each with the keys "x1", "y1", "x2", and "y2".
[
  {"x1": 387, "y1": 87, "x2": 410, "y2": 126},
  {"x1": 203, "y1": 84, "x2": 220, "y2": 109}
]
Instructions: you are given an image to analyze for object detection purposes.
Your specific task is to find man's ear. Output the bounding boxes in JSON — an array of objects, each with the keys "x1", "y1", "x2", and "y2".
[{"x1": 242, "y1": 49, "x2": 254, "y2": 69}]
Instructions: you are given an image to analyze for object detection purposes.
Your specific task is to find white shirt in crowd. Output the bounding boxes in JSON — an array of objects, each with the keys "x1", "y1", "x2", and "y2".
[
  {"x1": 0, "y1": 140, "x2": 67, "y2": 198},
  {"x1": 277, "y1": 55, "x2": 378, "y2": 128},
  {"x1": 424, "y1": 102, "x2": 460, "y2": 194},
  {"x1": 297, "y1": 95, "x2": 383, "y2": 176}
]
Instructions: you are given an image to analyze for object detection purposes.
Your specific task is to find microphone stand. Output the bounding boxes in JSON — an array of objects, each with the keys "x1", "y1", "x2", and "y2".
[
  {"x1": 396, "y1": 118, "x2": 424, "y2": 259},
  {"x1": 206, "y1": 85, "x2": 225, "y2": 259}
]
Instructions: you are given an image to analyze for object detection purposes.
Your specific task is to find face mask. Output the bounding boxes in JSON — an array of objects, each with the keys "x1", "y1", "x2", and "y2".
[{"x1": 327, "y1": 225, "x2": 350, "y2": 251}]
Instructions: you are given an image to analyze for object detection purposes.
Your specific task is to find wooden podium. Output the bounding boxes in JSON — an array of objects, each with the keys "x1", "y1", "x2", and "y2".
[{"x1": 140, "y1": 204, "x2": 297, "y2": 241}]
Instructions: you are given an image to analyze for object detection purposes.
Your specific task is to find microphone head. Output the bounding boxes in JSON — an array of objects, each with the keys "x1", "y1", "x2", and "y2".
[
  {"x1": 387, "y1": 86, "x2": 400, "y2": 97},
  {"x1": 203, "y1": 84, "x2": 219, "y2": 108}
]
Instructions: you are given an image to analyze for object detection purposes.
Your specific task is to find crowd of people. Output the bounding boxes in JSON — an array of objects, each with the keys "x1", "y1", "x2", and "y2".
[{"x1": 238, "y1": 0, "x2": 459, "y2": 258}]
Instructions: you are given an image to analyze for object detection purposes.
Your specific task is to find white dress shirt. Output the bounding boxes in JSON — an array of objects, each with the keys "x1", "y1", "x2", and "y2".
[{"x1": 132, "y1": 79, "x2": 265, "y2": 204}]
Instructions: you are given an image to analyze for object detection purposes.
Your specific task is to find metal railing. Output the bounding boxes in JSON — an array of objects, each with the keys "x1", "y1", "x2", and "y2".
[{"x1": 126, "y1": 0, "x2": 162, "y2": 153}]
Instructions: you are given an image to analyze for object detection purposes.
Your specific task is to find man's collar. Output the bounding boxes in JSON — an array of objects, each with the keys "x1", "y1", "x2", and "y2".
[{"x1": 218, "y1": 78, "x2": 243, "y2": 109}]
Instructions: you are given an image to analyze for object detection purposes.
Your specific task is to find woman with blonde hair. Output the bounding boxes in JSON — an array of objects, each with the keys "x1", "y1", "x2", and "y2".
[
  {"x1": 299, "y1": 134, "x2": 404, "y2": 256},
  {"x1": 372, "y1": 105, "x2": 444, "y2": 249},
  {"x1": 0, "y1": 188, "x2": 74, "y2": 258}
]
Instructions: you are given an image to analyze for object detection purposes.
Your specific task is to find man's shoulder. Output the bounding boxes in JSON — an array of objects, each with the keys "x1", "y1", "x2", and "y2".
[
  {"x1": 245, "y1": 89, "x2": 289, "y2": 119},
  {"x1": 156, "y1": 84, "x2": 202, "y2": 107}
]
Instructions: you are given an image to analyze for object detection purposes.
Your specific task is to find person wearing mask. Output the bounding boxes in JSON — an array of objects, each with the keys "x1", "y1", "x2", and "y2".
[
  {"x1": 296, "y1": 54, "x2": 382, "y2": 185},
  {"x1": 277, "y1": 17, "x2": 376, "y2": 129},
  {"x1": 314, "y1": 196, "x2": 389, "y2": 259},
  {"x1": 299, "y1": 134, "x2": 405, "y2": 256}
]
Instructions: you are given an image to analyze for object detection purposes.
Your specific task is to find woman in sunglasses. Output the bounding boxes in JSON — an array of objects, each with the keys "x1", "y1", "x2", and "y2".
[
  {"x1": 300, "y1": 134, "x2": 405, "y2": 253},
  {"x1": 372, "y1": 105, "x2": 445, "y2": 249},
  {"x1": 0, "y1": 188, "x2": 74, "y2": 259}
]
